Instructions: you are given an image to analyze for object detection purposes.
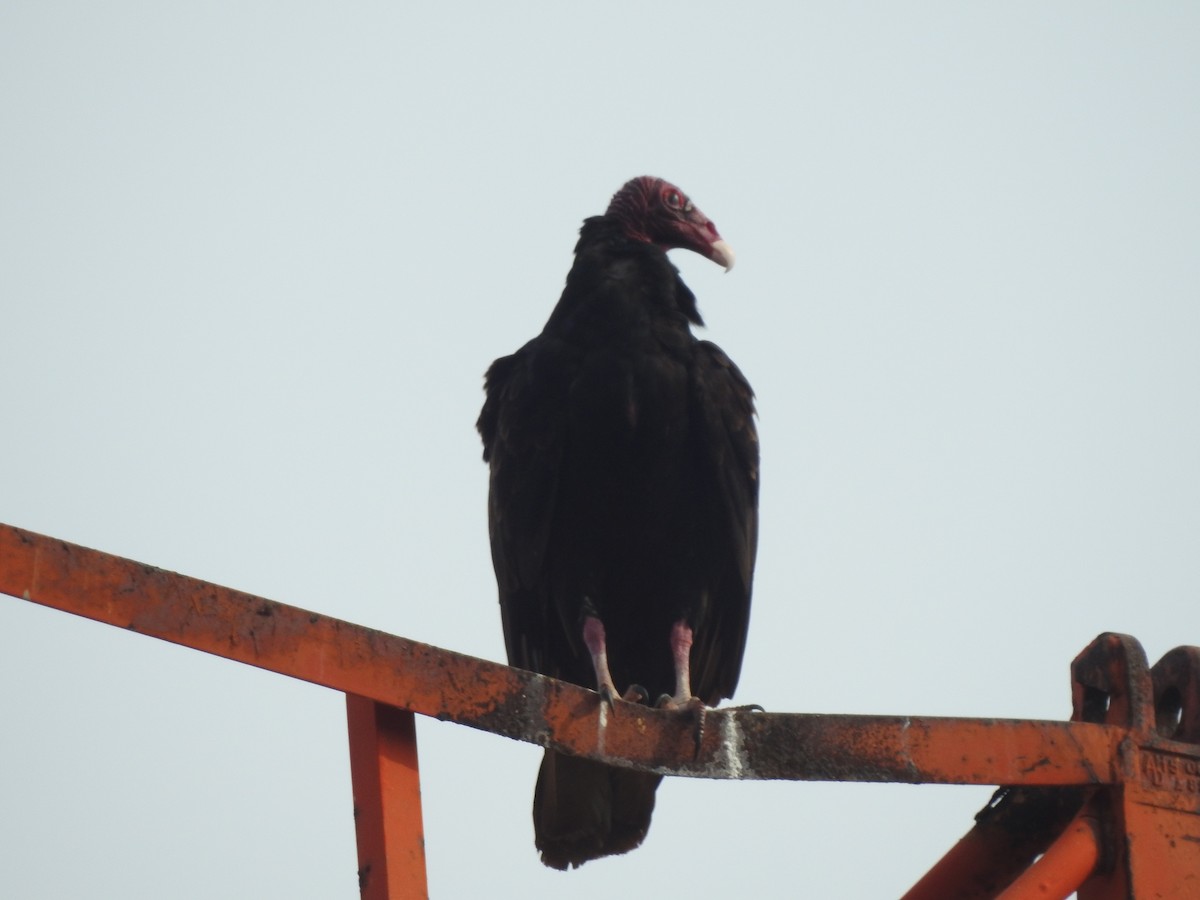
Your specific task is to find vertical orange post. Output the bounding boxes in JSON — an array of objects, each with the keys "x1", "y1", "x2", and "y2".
[{"x1": 346, "y1": 695, "x2": 428, "y2": 900}]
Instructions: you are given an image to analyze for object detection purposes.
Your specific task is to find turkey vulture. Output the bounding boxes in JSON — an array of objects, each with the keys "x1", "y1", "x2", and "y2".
[{"x1": 477, "y1": 176, "x2": 758, "y2": 869}]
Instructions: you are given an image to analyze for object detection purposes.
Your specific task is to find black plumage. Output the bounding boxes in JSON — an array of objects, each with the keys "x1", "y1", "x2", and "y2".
[{"x1": 477, "y1": 176, "x2": 758, "y2": 869}]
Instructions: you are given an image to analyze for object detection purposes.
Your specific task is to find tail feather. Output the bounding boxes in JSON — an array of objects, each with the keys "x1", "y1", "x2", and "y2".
[{"x1": 533, "y1": 750, "x2": 662, "y2": 870}]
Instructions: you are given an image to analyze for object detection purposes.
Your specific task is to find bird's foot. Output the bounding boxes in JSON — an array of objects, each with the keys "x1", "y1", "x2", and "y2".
[
  {"x1": 597, "y1": 682, "x2": 650, "y2": 715},
  {"x1": 656, "y1": 693, "x2": 708, "y2": 759},
  {"x1": 623, "y1": 684, "x2": 650, "y2": 705},
  {"x1": 597, "y1": 682, "x2": 618, "y2": 712},
  {"x1": 654, "y1": 693, "x2": 704, "y2": 712}
]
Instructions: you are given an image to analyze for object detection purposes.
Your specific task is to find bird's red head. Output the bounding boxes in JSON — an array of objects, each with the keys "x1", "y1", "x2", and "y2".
[{"x1": 605, "y1": 176, "x2": 735, "y2": 271}]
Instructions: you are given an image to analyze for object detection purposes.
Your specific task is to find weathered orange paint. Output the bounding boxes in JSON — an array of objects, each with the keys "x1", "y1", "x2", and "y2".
[
  {"x1": 0, "y1": 523, "x2": 1119, "y2": 785},
  {"x1": 900, "y1": 786, "x2": 1089, "y2": 899},
  {"x1": 1072, "y1": 635, "x2": 1200, "y2": 900},
  {"x1": 906, "y1": 634, "x2": 1200, "y2": 899},
  {"x1": 1074, "y1": 777, "x2": 1200, "y2": 900},
  {"x1": 346, "y1": 697, "x2": 428, "y2": 900},
  {"x1": 900, "y1": 829, "x2": 1002, "y2": 900},
  {"x1": 3, "y1": 522, "x2": 1200, "y2": 899},
  {"x1": 903, "y1": 830, "x2": 1037, "y2": 900},
  {"x1": 995, "y1": 815, "x2": 1100, "y2": 900}
]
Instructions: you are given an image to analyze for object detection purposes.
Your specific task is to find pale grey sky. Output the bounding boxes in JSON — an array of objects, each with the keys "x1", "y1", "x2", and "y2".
[{"x1": 2, "y1": 4, "x2": 1198, "y2": 897}]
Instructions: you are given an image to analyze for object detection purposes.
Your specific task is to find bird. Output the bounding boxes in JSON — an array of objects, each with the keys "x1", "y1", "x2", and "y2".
[{"x1": 477, "y1": 176, "x2": 758, "y2": 869}]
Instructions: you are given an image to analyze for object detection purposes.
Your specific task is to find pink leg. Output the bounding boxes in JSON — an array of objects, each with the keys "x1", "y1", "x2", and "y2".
[
  {"x1": 582, "y1": 616, "x2": 619, "y2": 702},
  {"x1": 665, "y1": 620, "x2": 706, "y2": 754},
  {"x1": 665, "y1": 620, "x2": 701, "y2": 708}
]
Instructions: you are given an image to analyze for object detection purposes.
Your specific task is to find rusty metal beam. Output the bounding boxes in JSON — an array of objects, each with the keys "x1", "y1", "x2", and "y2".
[
  {"x1": 6, "y1": 523, "x2": 1200, "y2": 898},
  {"x1": 900, "y1": 787, "x2": 1088, "y2": 899},
  {"x1": 0, "y1": 523, "x2": 1119, "y2": 787},
  {"x1": 995, "y1": 814, "x2": 1100, "y2": 900},
  {"x1": 905, "y1": 633, "x2": 1200, "y2": 900}
]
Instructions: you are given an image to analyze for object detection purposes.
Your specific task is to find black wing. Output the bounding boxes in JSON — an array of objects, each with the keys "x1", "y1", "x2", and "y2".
[
  {"x1": 477, "y1": 338, "x2": 569, "y2": 677},
  {"x1": 689, "y1": 340, "x2": 759, "y2": 702}
]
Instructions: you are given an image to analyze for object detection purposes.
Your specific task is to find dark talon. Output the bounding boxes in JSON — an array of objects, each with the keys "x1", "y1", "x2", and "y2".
[
  {"x1": 598, "y1": 684, "x2": 617, "y2": 714},
  {"x1": 623, "y1": 684, "x2": 650, "y2": 704},
  {"x1": 724, "y1": 703, "x2": 765, "y2": 713},
  {"x1": 691, "y1": 704, "x2": 707, "y2": 760}
]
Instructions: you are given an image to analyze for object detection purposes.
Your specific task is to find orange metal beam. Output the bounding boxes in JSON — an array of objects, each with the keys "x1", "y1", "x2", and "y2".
[
  {"x1": 346, "y1": 697, "x2": 428, "y2": 900},
  {"x1": 995, "y1": 814, "x2": 1100, "y2": 900},
  {"x1": 0, "y1": 522, "x2": 1119, "y2": 787},
  {"x1": 900, "y1": 788, "x2": 1087, "y2": 899},
  {"x1": 900, "y1": 828, "x2": 1005, "y2": 900},
  {"x1": 905, "y1": 634, "x2": 1200, "y2": 899},
  {"x1": 5, "y1": 523, "x2": 1200, "y2": 898}
]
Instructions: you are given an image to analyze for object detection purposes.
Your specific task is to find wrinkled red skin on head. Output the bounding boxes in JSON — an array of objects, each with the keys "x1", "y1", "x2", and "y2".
[{"x1": 605, "y1": 176, "x2": 725, "y2": 265}]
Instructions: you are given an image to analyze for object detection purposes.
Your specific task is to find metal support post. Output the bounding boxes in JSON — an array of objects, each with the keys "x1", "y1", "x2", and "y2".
[{"x1": 346, "y1": 696, "x2": 428, "y2": 900}]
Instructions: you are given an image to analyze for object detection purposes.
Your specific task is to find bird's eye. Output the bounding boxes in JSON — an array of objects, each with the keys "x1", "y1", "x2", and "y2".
[{"x1": 664, "y1": 190, "x2": 682, "y2": 209}]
